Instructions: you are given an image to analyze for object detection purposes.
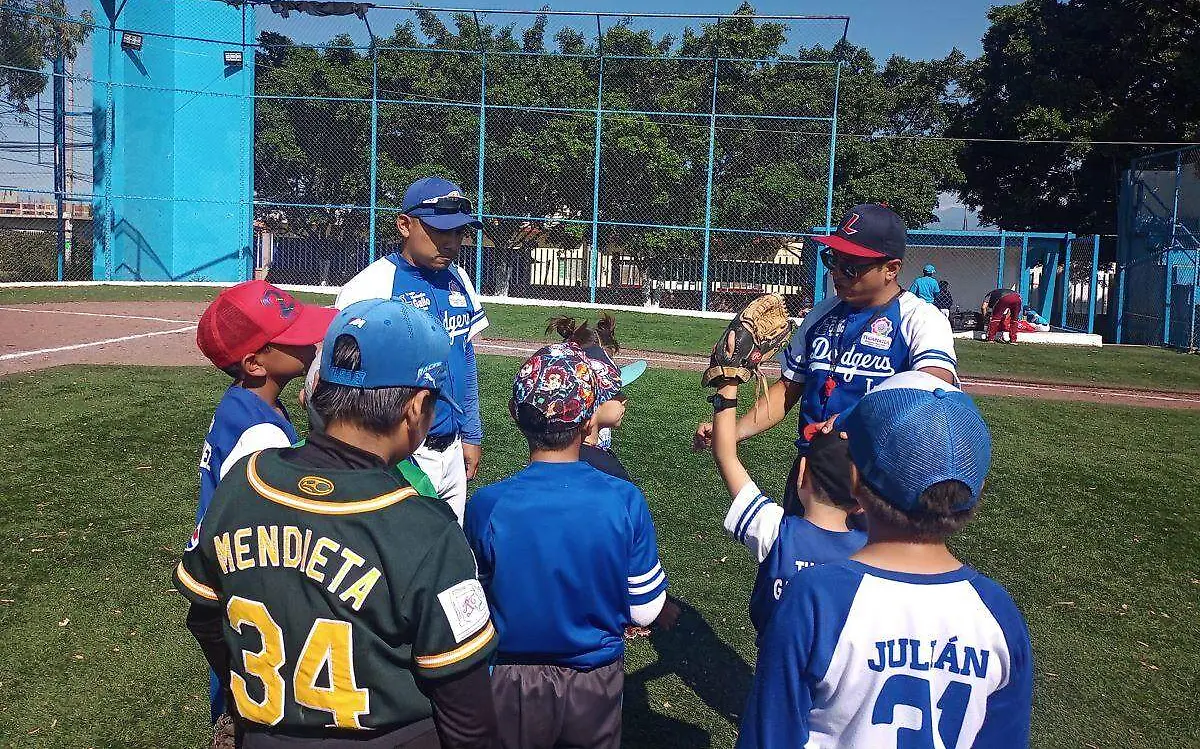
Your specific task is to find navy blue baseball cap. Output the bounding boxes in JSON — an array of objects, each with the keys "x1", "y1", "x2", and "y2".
[
  {"x1": 815, "y1": 203, "x2": 907, "y2": 260},
  {"x1": 400, "y1": 177, "x2": 482, "y2": 232},
  {"x1": 843, "y1": 371, "x2": 991, "y2": 512},
  {"x1": 319, "y1": 299, "x2": 462, "y2": 413}
]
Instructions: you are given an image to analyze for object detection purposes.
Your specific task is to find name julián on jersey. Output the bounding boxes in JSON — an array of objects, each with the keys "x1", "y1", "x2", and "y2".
[
  {"x1": 867, "y1": 637, "x2": 991, "y2": 678},
  {"x1": 209, "y1": 525, "x2": 381, "y2": 611}
]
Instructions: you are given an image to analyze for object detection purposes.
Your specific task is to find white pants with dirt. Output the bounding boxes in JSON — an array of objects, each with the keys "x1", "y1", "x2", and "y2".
[{"x1": 413, "y1": 437, "x2": 467, "y2": 524}]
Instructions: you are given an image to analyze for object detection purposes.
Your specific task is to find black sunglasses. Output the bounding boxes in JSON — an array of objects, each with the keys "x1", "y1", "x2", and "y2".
[
  {"x1": 820, "y1": 248, "x2": 886, "y2": 279},
  {"x1": 403, "y1": 195, "x2": 474, "y2": 216}
]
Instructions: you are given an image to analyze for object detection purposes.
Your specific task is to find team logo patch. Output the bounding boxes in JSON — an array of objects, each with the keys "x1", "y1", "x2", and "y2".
[
  {"x1": 298, "y1": 476, "x2": 335, "y2": 496},
  {"x1": 261, "y1": 289, "x2": 296, "y2": 319},
  {"x1": 416, "y1": 361, "x2": 446, "y2": 388},
  {"x1": 447, "y1": 281, "x2": 468, "y2": 308},
  {"x1": 397, "y1": 290, "x2": 431, "y2": 311},
  {"x1": 871, "y1": 317, "x2": 894, "y2": 337},
  {"x1": 348, "y1": 317, "x2": 367, "y2": 328},
  {"x1": 860, "y1": 331, "x2": 892, "y2": 350},
  {"x1": 438, "y1": 579, "x2": 490, "y2": 643},
  {"x1": 185, "y1": 522, "x2": 202, "y2": 552}
]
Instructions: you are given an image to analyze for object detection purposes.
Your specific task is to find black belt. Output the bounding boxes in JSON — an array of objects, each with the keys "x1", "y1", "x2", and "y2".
[{"x1": 424, "y1": 432, "x2": 459, "y2": 452}]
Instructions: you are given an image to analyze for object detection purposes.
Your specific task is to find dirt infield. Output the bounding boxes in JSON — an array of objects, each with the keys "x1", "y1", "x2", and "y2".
[{"x1": 3, "y1": 301, "x2": 1199, "y2": 410}]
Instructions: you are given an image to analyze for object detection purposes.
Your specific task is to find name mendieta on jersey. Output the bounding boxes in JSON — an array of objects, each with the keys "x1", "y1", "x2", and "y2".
[{"x1": 209, "y1": 524, "x2": 382, "y2": 611}]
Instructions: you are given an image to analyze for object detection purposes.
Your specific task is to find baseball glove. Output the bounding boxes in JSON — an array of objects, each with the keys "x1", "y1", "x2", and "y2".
[{"x1": 702, "y1": 294, "x2": 793, "y2": 388}]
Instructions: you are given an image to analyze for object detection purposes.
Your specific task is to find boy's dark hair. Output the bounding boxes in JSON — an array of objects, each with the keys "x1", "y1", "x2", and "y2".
[
  {"x1": 547, "y1": 313, "x2": 620, "y2": 352},
  {"x1": 513, "y1": 403, "x2": 587, "y2": 451},
  {"x1": 808, "y1": 473, "x2": 859, "y2": 513},
  {"x1": 855, "y1": 479, "x2": 975, "y2": 542},
  {"x1": 310, "y1": 334, "x2": 420, "y2": 433},
  {"x1": 221, "y1": 363, "x2": 243, "y2": 380}
]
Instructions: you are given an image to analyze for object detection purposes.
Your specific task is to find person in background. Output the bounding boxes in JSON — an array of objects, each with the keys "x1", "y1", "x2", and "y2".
[
  {"x1": 932, "y1": 278, "x2": 954, "y2": 317},
  {"x1": 908, "y1": 263, "x2": 941, "y2": 305},
  {"x1": 982, "y1": 287, "x2": 1023, "y2": 344}
]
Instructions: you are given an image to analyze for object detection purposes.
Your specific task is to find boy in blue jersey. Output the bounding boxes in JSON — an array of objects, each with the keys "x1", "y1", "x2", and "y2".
[
  {"x1": 708, "y1": 377, "x2": 865, "y2": 636},
  {"x1": 464, "y1": 344, "x2": 677, "y2": 749},
  {"x1": 336, "y1": 177, "x2": 488, "y2": 523},
  {"x1": 737, "y1": 371, "x2": 1033, "y2": 749},
  {"x1": 192, "y1": 280, "x2": 336, "y2": 730}
]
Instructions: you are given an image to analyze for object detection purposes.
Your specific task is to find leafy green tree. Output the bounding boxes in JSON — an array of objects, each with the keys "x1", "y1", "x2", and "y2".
[
  {"x1": 0, "y1": 1, "x2": 90, "y2": 112},
  {"x1": 953, "y1": 0, "x2": 1200, "y2": 233}
]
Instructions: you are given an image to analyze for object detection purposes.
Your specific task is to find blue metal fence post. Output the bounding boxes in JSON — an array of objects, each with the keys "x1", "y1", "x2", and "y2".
[
  {"x1": 824, "y1": 61, "x2": 841, "y2": 232},
  {"x1": 53, "y1": 54, "x2": 65, "y2": 282},
  {"x1": 475, "y1": 59, "x2": 487, "y2": 286},
  {"x1": 996, "y1": 229, "x2": 1005, "y2": 288},
  {"x1": 1164, "y1": 151, "x2": 1183, "y2": 346},
  {"x1": 1087, "y1": 235, "x2": 1099, "y2": 334},
  {"x1": 589, "y1": 22, "x2": 604, "y2": 305},
  {"x1": 473, "y1": 13, "x2": 487, "y2": 286},
  {"x1": 1059, "y1": 233, "x2": 1074, "y2": 327},
  {"x1": 1018, "y1": 235, "x2": 1030, "y2": 303},
  {"x1": 700, "y1": 53, "x2": 719, "y2": 312},
  {"x1": 368, "y1": 50, "x2": 379, "y2": 262}
]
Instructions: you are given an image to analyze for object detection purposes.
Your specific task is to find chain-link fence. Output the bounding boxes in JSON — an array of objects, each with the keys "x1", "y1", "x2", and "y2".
[
  {"x1": 2, "y1": 1, "x2": 850, "y2": 310},
  {"x1": 1116, "y1": 145, "x2": 1200, "y2": 348}
]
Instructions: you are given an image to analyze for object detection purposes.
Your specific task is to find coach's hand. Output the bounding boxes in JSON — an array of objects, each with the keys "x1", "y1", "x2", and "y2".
[
  {"x1": 462, "y1": 442, "x2": 482, "y2": 481},
  {"x1": 692, "y1": 422, "x2": 713, "y2": 452}
]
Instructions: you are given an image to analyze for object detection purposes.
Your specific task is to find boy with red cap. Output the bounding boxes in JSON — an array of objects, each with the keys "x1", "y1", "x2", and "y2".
[{"x1": 191, "y1": 280, "x2": 336, "y2": 732}]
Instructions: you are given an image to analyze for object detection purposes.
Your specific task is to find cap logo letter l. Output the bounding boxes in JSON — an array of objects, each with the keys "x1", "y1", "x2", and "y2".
[{"x1": 842, "y1": 213, "x2": 861, "y2": 235}]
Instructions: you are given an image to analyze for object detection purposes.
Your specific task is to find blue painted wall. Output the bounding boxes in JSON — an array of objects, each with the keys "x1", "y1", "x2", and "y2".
[{"x1": 93, "y1": 0, "x2": 254, "y2": 281}]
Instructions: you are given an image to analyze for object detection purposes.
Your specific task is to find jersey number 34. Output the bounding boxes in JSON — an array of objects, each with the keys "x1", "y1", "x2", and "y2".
[{"x1": 227, "y1": 596, "x2": 369, "y2": 728}]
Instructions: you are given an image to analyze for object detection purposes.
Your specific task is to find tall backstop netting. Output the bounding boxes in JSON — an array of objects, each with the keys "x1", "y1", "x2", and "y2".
[
  {"x1": 2, "y1": 1, "x2": 1105, "y2": 332},
  {"x1": 1116, "y1": 145, "x2": 1200, "y2": 348}
]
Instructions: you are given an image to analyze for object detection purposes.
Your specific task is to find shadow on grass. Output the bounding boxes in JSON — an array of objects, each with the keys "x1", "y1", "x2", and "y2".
[{"x1": 624, "y1": 598, "x2": 752, "y2": 748}]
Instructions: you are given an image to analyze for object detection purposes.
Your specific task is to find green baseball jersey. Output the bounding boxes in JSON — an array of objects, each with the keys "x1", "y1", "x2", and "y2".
[{"x1": 174, "y1": 448, "x2": 495, "y2": 733}]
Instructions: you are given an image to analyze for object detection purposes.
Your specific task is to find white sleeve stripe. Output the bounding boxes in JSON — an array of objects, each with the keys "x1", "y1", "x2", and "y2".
[
  {"x1": 218, "y1": 423, "x2": 293, "y2": 478},
  {"x1": 628, "y1": 562, "x2": 663, "y2": 586},
  {"x1": 629, "y1": 569, "x2": 667, "y2": 596},
  {"x1": 914, "y1": 348, "x2": 957, "y2": 362},
  {"x1": 629, "y1": 591, "x2": 667, "y2": 627}
]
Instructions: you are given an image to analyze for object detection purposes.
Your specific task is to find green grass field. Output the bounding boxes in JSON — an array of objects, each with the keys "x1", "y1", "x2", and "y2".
[
  {"x1": 2, "y1": 283, "x2": 1197, "y2": 391},
  {"x1": 0, "y1": 360, "x2": 1196, "y2": 748}
]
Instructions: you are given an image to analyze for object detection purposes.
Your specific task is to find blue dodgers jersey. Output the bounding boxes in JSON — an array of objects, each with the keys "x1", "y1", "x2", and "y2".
[
  {"x1": 196, "y1": 387, "x2": 297, "y2": 521},
  {"x1": 780, "y1": 293, "x2": 957, "y2": 451},
  {"x1": 464, "y1": 461, "x2": 668, "y2": 669},
  {"x1": 737, "y1": 561, "x2": 1034, "y2": 749},
  {"x1": 723, "y1": 481, "x2": 866, "y2": 636},
  {"x1": 749, "y1": 514, "x2": 866, "y2": 636},
  {"x1": 335, "y1": 253, "x2": 488, "y2": 439}
]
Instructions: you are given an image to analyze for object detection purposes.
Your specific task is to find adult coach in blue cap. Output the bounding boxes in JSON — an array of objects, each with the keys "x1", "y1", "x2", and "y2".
[
  {"x1": 694, "y1": 203, "x2": 958, "y2": 512},
  {"x1": 337, "y1": 176, "x2": 488, "y2": 524}
]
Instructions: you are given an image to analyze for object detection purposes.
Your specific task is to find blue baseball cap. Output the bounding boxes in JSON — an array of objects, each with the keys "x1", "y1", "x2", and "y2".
[
  {"x1": 400, "y1": 177, "x2": 482, "y2": 232},
  {"x1": 319, "y1": 299, "x2": 462, "y2": 413},
  {"x1": 923, "y1": 264, "x2": 936, "y2": 275},
  {"x1": 843, "y1": 371, "x2": 991, "y2": 512}
]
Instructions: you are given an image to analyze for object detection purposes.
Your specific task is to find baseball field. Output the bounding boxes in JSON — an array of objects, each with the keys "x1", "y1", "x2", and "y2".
[{"x1": 1, "y1": 287, "x2": 1198, "y2": 748}]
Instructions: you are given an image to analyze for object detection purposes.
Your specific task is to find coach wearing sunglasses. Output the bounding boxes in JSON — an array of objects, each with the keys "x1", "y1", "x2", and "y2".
[
  {"x1": 694, "y1": 203, "x2": 958, "y2": 512},
  {"x1": 336, "y1": 177, "x2": 488, "y2": 524}
]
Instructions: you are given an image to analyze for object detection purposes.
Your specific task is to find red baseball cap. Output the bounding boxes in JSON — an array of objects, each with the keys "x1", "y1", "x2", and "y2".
[{"x1": 196, "y1": 281, "x2": 337, "y2": 368}]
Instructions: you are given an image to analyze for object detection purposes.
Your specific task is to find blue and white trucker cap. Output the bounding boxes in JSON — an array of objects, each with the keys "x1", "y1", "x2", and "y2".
[
  {"x1": 843, "y1": 370, "x2": 991, "y2": 512},
  {"x1": 319, "y1": 299, "x2": 462, "y2": 413}
]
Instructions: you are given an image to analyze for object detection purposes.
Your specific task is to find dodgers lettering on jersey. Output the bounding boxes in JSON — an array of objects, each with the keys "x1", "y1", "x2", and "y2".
[
  {"x1": 197, "y1": 387, "x2": 297, "y2": 522},
  {"x1": 723, "y1": 481, "x2": 866, "y2": 636},
  {"x1": 737, "y1": 560, "x2": 1033, "y2": 749},
  {"x1": 779, "y1": 293, "x2": 957, "y2": 450},
  {"x1": 335, "y1": 253, "x2": 487, "y2": 440}
]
